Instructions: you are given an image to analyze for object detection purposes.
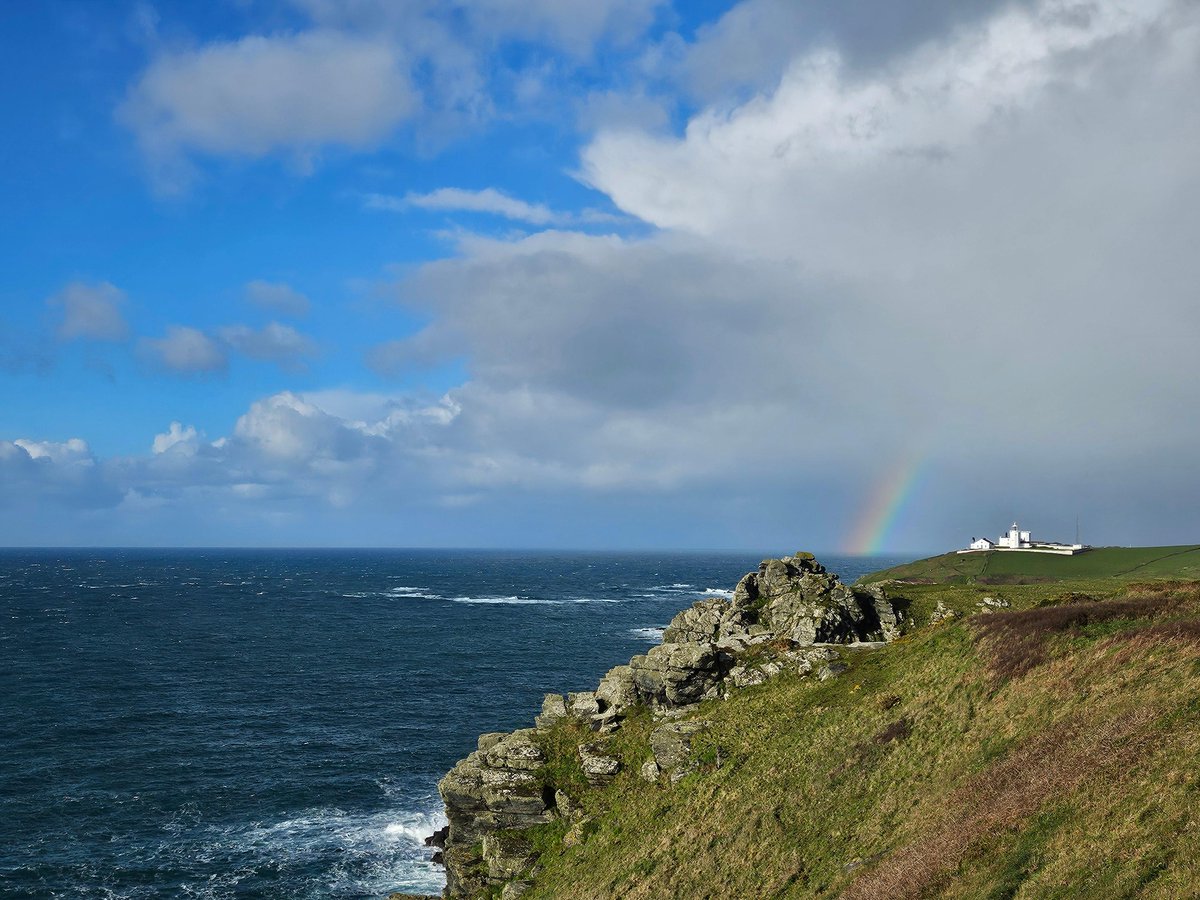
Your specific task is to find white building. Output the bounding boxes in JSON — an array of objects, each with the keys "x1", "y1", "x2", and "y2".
[
  {"x1": 997, "y1": 523, "x2": 1032, "y2": 549},
  {"x1": 958, "y1": 521, "x2": 1087, "y2": 555}
]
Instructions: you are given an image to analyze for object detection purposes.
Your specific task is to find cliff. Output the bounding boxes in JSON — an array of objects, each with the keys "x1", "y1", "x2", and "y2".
[{"x1": 422, "y1": 552, "x2": 1200, "y2": 898}]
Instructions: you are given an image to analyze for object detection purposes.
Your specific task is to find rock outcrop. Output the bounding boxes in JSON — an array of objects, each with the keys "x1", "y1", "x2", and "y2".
[{"x1": 436, "y1": 552, "x2": 905, "y2": 897}]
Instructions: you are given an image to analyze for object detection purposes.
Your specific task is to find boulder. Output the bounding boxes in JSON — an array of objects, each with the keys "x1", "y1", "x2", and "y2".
[
  {"x1": 929, "y1": 601, "x2": 957, "y2": 625},
  {"x1": 640, "y1": 759, "x2": 661, "y2": 782},
  {"x1": 595, "y1": 664, "x2": 639, "y2": 714},
  {"x1": 630, "y1": 641, "x2": 723, "y2": 709},
  {"x1": 567, "y1": 691, "x2": 601, "y2": 719},
  {"x1": 483, "y1": 729, "x2": 545, "y2": 772},
  {"x1": 650, "y1": 720, "x2": 710, "y2": 783},
  {"x1": 662, "y1": 597, "x2": 729, "y2": 643},
  {"x1": 534, "y1": 693, "x2": 567, "y2": 730},
  {"x1": 578, "y1": 742, "x2": 622, "y2": 786}
]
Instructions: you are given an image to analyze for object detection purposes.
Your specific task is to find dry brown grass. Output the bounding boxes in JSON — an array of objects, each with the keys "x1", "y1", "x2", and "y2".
[
  {"x1": 972, "y1": 585, "x2": 1200, "y2": 680},
  {"x1": 840, "y1": 706, "x2": 1161, "y2": 900}
]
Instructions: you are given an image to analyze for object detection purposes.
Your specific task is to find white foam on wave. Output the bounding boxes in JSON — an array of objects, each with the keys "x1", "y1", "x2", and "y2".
[
  {"x1": 629, "y1": 626, "x2": 666, "y2": 642},
  {"x1": 452, "y1": 595, "x2": 621, "y2": 606},
  {"x1": 451, "y1": 595, "x2": 541, "y2": 605},
  {"x1": 341, "y1": 588, "x2": 443, "y2": 600},
  {"x1": 701, "y1": 588, "x2": 734, "y2": 598},
  {"x1": 225, "y1": 802, "x2": 448, "y2": 895},
  {"x1": 388, "y1": 587, "x2": 442, "y2": 599}
]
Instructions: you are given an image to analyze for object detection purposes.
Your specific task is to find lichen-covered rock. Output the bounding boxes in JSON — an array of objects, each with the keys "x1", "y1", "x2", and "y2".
[
  {"x1": 930, "y1": 600, "x2": 957, "y2": 625},
  {"x1": 567, "y1": 691, "x2": 601, "y2": 719},
  {"x1": 438, "y1": 729, "x2": 554, "y2": 895},
  {"x1": 578, "y1": 742, "x2": 621, "y2": 786},
  {"x1": 595, "y1": 664, "x2": 638, "y2": 714},
  {"x1": 478, "y1": 732, "x2": 507, "y2": 753},
  {"x1": 553, "y1": 789, "x2": 583, "y2": 821},
  {"x1": 662, "y1": 597, "x2": 729, "y2": 643},
  {"x1": 482, "y1": 729, "x2": 545, "y2": 772},
  {"x1": 858, "y1": 583, "x2": 903, "y2": 640},
  {"x1": 501, "y1": 880, "x2": 534, "y2": 899},
  {"x1": 650, "y1": 720, "x2": 710, "y2": 783},
  {"x1": 640, "y1": 759, "x2": 661, "y2": 782},
  {"x1": 483, "y1": 831, "x2": 536, "y2": 883},
  {"x1": 630, "y1": 641, "x2": 723, "y2": 709},
  {"x1": 534, "y1": 693, "x2": 566, "y2": 730}
]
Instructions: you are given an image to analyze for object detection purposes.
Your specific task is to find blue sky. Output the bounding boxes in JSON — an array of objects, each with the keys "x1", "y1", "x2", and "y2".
[{"x1": 1, "y1": 0, "x2": 1198, "y2": 550}]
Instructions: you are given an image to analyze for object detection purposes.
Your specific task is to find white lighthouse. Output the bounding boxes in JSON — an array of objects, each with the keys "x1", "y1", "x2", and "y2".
[
  {"x1": 959, "y1": 521, "x2": 1086, "y2": 555},
  {"x1": 998, "y1": 522, "x2": 1032, "y2": 549}
]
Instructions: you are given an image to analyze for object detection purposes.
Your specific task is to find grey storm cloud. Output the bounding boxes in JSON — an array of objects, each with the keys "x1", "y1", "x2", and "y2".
[{"x1": 7, "y1": 0, "x2": 1198, "y2": 550}]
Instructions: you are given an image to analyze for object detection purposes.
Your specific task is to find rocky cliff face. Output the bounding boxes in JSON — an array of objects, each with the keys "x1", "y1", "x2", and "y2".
[{"x1": 434, "y1": 553, "x2": 905, "y2": 898}]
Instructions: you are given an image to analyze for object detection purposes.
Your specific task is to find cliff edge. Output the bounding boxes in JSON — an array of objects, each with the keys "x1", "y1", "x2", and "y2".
[
  {"x1": 435, "y1": 552, "x2": 905, "y2": 897},
  {"x1": 422, "y1": 553, "x2": 1200, "y2": 898}
]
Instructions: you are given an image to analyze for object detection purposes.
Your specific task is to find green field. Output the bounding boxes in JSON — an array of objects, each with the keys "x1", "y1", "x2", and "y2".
[
  {"x1": 859, "y1": 545, "x2": 1200, "y2": 585},
  {"x1": 514, "y1": 577, "x2": 1200, "y2": 899},
  {"x1": 455, "y1": 547, "x2": 1200, "y2": 899}
]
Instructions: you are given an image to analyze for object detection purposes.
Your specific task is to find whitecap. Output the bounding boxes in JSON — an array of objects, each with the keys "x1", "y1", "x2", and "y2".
[
  {"x1": 222, "y1": 802, "x2": 447, "y2": 896},
  {"x1": 451, "y1": 596, "x2": 540, "y2": 605},
  {"x1": 387, "y1": 588, "x2": 442, "y2": 599},
  {"x1": 629, "y1": 626, "x2": 666, "y2": 642},
  {"x1": 701, "y1": 588, "x2": 734, "y2": 598}
]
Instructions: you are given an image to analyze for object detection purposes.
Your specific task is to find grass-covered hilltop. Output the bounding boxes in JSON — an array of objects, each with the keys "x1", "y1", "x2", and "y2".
[{"x1": 403, "y1": 546, "x2": 1200, "y2": 900}]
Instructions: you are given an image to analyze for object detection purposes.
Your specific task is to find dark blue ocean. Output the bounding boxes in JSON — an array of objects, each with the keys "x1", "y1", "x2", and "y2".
[{"x1": 0, "y1": 549, "x2": 907, "y2": 899}]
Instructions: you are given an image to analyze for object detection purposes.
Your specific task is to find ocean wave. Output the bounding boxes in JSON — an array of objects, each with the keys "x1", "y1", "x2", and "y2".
[
  {"x1": 340, "y1": 588, "x2": 443, "y2": 600},
  {"x1": 701, "y1": 588, "x2": 734, "y2": 597},
  {"x1": 452, "y1": 595, "x2": 622, "y2": 605},
  {"x1": 629, "y1": 626, "x2": 666, "y2": 642},
  {"x1": 388, "y1": 587, "x2": 442, "y2": 599},
  {"x1": 226, "y1": 803, "x2": 447, "y2": 895}
]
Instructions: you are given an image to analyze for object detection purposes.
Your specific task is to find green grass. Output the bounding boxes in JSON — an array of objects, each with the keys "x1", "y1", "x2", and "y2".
[
  {"x1": 491, "y1": 577, "x2": 1200, "y2": 900},
  {"x1": 859, "y1": 545, "x2": 1200, "y2": 585}
]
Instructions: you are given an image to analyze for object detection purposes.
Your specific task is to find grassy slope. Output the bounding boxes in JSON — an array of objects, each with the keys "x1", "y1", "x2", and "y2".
[
  {"x1": 511, "y1": 576, "x2": 1200, "y2": 899},
  {"x1": 858, "y1": 545, "x2": 1200, "y2": 585}
]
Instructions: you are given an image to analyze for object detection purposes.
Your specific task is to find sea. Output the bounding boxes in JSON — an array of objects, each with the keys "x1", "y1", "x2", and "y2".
[{"x1": 0, "y1": 549, "x2": 909, "y2": 899}]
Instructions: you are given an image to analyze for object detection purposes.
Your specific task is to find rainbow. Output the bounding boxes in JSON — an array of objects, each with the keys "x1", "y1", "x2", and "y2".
[{"x1": 843, "y1": 452, "x2": 928, "y2": 555}]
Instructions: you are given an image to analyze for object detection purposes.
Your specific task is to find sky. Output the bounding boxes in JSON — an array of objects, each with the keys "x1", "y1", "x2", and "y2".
[{"x1": 1, "y1": 0, "x2": 1198, "y2": 552}]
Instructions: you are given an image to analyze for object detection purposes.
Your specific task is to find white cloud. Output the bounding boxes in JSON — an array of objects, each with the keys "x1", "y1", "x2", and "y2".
[
  {"x1": 152, "y1": 422, "x2": 199, "y2": 455},
  {"x1": 245, "y1": 280, "x2": 311, "y2": 317},
  {"x1": 120, "y1": 30, "x2": 417, "y2": 187},
  {"x1": 48, "y1": 281, "x2": 130, "y2": 342},
  {"x1": 365, "y1": 187, "x2": 623, "y2": 227},
  {"x1": 12, "y1": 438, "x2": 93, "y2": 464},
  {"x1": 293, "y1": 0, "x2": 666, "y2": 56},
  {"x1": 139, "y1": 326, "x2": 228, "y2": 375},
  {"x1": 374, "y1": 187, "x2": 556, "y2": 225},
  {"x1": 118, "y1": 0, "x2": 670, "y2": 190},
  {"x1": 218, "y1": 322, "x2": 319, "y2": 370},
  {"x1": 12, "y1": 0, "x2": 1199, "y2": 549},
  {"x1": 458, "y1": 0, "x2": 668, "y2": 56},
  {"x1": 584, "y1": 0, "x2": 1182, "y2": 249}
]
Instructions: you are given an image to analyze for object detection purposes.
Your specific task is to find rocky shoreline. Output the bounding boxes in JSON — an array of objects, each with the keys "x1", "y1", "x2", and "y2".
[{"x1": 409, "y1": 552, "x2": 906, "y2": 899}]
